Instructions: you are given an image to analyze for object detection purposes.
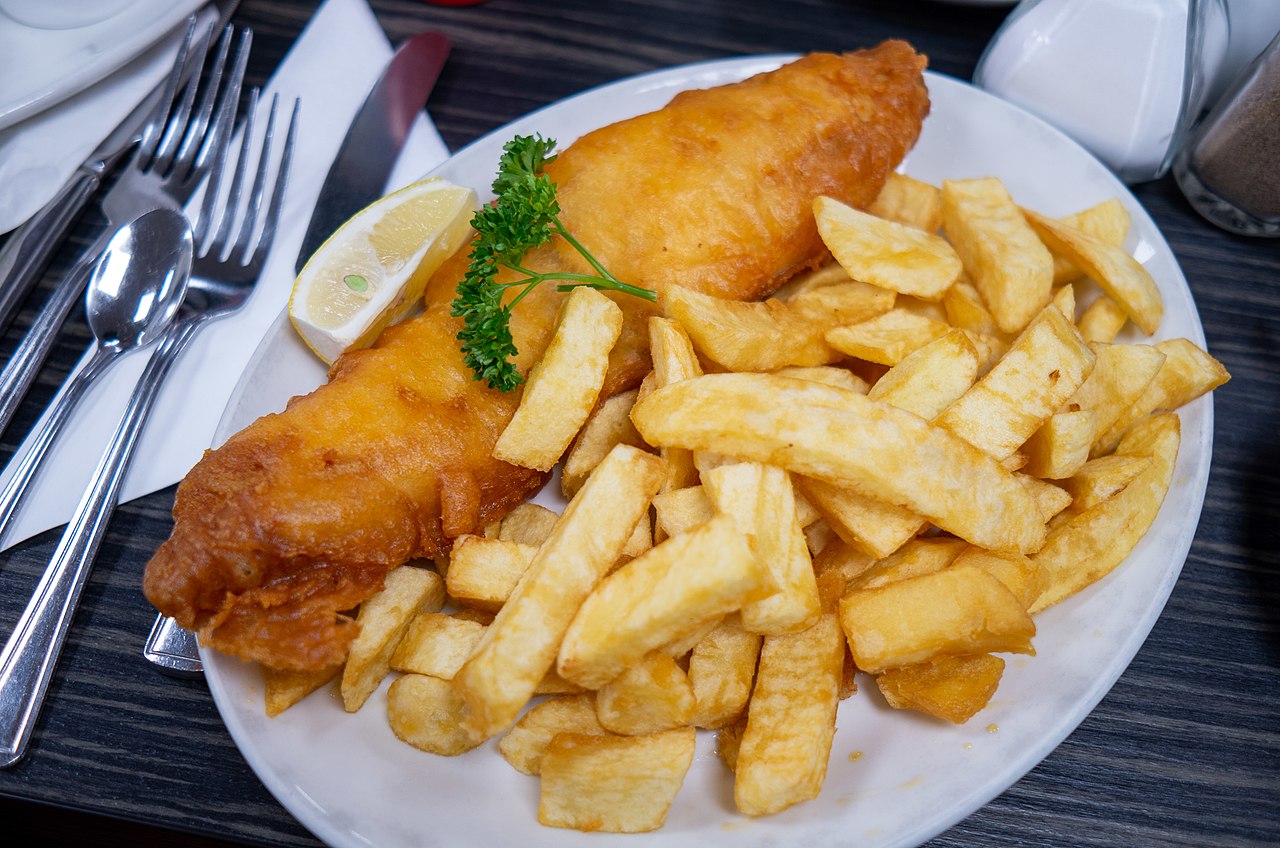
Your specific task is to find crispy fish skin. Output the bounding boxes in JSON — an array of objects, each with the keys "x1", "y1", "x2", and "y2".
[{"x1": 143, "y1": 42, "x2": 931, "y2": 670}]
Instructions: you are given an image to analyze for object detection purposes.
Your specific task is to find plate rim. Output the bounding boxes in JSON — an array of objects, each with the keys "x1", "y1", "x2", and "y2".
[{"x1": 201, "y1": 54, "x2": 1214, "y2": 848}]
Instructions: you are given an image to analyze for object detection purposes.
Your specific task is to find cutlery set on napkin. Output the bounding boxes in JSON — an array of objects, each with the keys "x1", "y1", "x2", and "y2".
[{"x1": 0, "y1": 0, "x2": 453, "y2": 764}]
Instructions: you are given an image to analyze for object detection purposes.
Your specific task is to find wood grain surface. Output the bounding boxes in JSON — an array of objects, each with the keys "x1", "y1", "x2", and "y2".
[{"x1": 1, "y1": 1, "x2": 1277, "y2": 846}]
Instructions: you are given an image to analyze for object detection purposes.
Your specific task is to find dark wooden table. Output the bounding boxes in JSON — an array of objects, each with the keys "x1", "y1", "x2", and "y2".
[{"x1": 2, "y1": 1, "x2": 1277, "y2": 845}]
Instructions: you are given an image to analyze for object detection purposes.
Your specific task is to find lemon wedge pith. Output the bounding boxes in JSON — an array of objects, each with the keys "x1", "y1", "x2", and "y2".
[{"x1": 289, "y1": 177, "x2": 478, "y2": 364}]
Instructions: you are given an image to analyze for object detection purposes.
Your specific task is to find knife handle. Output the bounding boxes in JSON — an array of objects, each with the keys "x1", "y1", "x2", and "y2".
[{"x1": 0, "y1": 169, "x2": 103, "y2": 340}]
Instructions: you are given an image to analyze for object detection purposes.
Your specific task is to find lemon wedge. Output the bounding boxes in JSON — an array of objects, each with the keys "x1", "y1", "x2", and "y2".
[{"x1": 289, "y1": 176, "x2": 477, "y2": 363}]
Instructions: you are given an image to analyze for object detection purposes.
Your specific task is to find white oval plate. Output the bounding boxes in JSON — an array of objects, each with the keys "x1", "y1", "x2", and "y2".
[
  {"x1": 202, "y1": 57, "x2": 1212, "y2": 848},
  {"x1": 0, "y1": 0, "x2": 203, "y2": 130}
]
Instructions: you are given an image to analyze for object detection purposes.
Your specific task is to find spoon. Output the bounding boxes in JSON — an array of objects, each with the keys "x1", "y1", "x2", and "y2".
[{"x1": 0, "y1": 208, "x2": 192, "y2": 545}]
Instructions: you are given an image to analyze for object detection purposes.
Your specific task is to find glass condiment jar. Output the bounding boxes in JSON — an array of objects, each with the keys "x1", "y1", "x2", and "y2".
[
  {"x1": 974, "y1": 0, "x2": 1230, "y2": 184},
  {"x1": 1173, "y1": 30, "x2": 1280, "y2": 237}
]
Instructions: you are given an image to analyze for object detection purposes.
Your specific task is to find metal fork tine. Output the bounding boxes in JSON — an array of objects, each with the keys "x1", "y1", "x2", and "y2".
[
  {"x1": 151, "y1": 27, "x2": 212, "y2": 175},
  {"x1": 137, "y1": 17, "x2": 199, "y2": 166},
  {"x1": 171, "y1": 25, "x2": 234, "y2": 184},
  {"x1": 193, "y1": 28, "x2": 251, "y2": 179},
  {"x1": 231, "y1": 93, "x2": 279, "y2": 263},
  {"x1": 250, "y1": 97, "x2": 299, "y2": 268},
  {"x1": 194, "y1": 76, "x2": 244, "y2": 256},
  {"x1": 212, "y1": 87, "x2": 260, "y2": 261}
]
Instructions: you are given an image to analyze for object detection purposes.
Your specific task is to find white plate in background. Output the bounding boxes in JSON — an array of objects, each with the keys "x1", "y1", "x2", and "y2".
[{"x1": 202, "y1": 58, "x2": 1213, "y2": 848}]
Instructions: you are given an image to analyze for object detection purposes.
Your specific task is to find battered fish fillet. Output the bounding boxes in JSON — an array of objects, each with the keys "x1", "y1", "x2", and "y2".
[{"x1": 143, "y1": 41, "x2": 930, "y2": 670}]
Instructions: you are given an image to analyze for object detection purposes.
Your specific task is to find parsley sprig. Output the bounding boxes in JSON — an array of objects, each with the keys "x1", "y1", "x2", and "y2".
[{"x1": 451, "y1": 134, "x2": 656, "y2": 391}]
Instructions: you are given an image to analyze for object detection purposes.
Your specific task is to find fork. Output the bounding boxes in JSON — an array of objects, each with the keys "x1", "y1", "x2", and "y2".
[
  {"x1": 0, "y1": 23, "x2": 250, "y2": 445},
  {"x1": 0, "y1": 89, "x2": 298, "y2": 768}
]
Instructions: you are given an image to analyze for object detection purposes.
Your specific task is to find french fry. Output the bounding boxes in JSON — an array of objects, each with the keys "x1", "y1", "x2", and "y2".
[
  {"x1": 663, "y1": 283, "x2": 833, "y2": 371},
  {"x1": 538, "y1": 727, "x2": 696, "y2": 833},
  {"x1": 264, "y1": 665, "x2": 341, "y2": 718},
  {"x1": 942, "y1": 177, "x2": 1053, "y2": 334},
  {"x1": 1059, "y1": 454, "x2": 1154, "y2": 512},
  {"x1": 1030, "y1": 414, "x2": 1180, "y2": 612},
  {"x1": 1049, "y1": 197, "x2": 1131, "y2": 284},
  {"x1": 1023, "y1": 208, "x2": 1162, "y2": 335},
  {"x1": 341, "y1": 566, "x2": 445, "y2": 712},
  {"x1": 498, "y1": 502, "x2": 561, "y2": 546},
  {"x1": 839, "y1": 565, "x2": 1036, "y2": 673},
  {"x1": 1065, "y1": 342, "x2": 1166, "y2": 454},
  {"x1": 1077, "y1": 294, "x2": 1128, "y2": 343},
  {"x1": 866, "y1": 329, "x2": 980, "y2": 420},
  {"x1": 934, "y1": 306, "x2": 1095, "y2": 461},
  {"x1": 785, "y1": 279, "x2": 898, "y2": 331},
  {"x1": 703, "y1": 462, "x2": 821, "y2": 634},
  {"x1": 558, "y1": 515, "x2": 767, "y2": 689},
  {"x1": 560, "y1": 389, "x2": 646, "y2": 498},
  {"x1": 943, "y1": 279, "x2": 1001, "y2": 338},
  {"x1": 949, "y1": 547, "x2": 1040, "y2": 610},
  {"x1": 595, "y1": 651, "x2": 696, "y2": 735},
  {"x1": 735, "y1": 614, "x2": 844, "y2": 816},
  {"x1": 651, "y1": 485, "x2": 714, "y2": 540},
  {"x1": 772, "y1": 365, "x2": 870, "y2": 393},
  {"x1": 1018, "y1": 473, "x2": 1073, "y2": 522},
  {"x1": 455, "y1": 445, "x2": 664, "y2": 739},
  {"x1": 868, "y1": 171, "x2": 943, "y2": 232},
  {"x1": 717, "y1": 714, "x2": 748, "y2": 772},
  {"x1": 814, "y1": 195, "x2": 962, "y2": 300},
  {"x1": 876, "y1": 654, "x2": 1005, "y2": 724},
  {"x1": 1052, "y1": 283, "x2": 1075, "y2": 320},
  {"x1": 660, "y1": 614, "x2": 724, "y2": 658},
  {"x1": 389, "y1": 613, "x2": 486, "y2": 679},
  {"x1": 798, "y1": 476, "x2": 925, "y2": 559},
  {"x1": 824, "y1": 307, "x2": 953, "y2": 365},
  {"x1": 803, "y1": 518, "x2": 835, "y2": 557},
  {"x1": 1094, "y1": 338, "x2": 1230, "y2": 454},
  {"x1": 534, "y1": 669, "x2": 587, "y2": 696},
  {"x1": 1020, "y1": 409, "x2": 1096, "y2": 479},
  {"x1": 387, "y1": 674, "x2": 484, "y2": 756},
  {"x1": 630, "y1": 373, "x2": 1046, "y2": 554},
  {"x1": 446, "y1": 536, "x2": 537, "y2": 611},
  {"x1": 850, "y1": 537, "x2": 968, "y2": 590},
  {"x1": 493, "y1": 286, "x2": 624, "y2": 471},
  {"x1": 774, "y1": 261, "x2": 852, "y2": 299},
  {"x1": 812, "y1": 536, "x2": 877, "y2": 585},
  {"x1": 619, "y1": 511, "x2": 653, "y2": 561},
  {"x1": 498, "y1": 694, "x2": 611, "y2": 775},
  {"x1": 688, "y1": 614, "x2": 762, "y2": 729},
  {"x1": 650, "y1": 316, "x2": 705, "y2": 492}
]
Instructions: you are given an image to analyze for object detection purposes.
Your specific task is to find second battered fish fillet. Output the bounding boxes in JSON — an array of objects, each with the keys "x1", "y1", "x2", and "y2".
[{"x1": 144, "y1": 41, "x2": 930, "y2": 670}]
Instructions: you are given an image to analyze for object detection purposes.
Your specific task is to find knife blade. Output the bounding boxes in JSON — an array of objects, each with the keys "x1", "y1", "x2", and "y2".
[
  {"x1": 144, "y1": 30, "x2": 453, "y2": 678},
  {"x1": 294, "y1": 30, "x2": 451, "y2": 273}
]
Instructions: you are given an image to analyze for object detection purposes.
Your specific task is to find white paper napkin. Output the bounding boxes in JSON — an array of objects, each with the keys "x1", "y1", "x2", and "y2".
[{"x1": 0, "y1": 0, "x2": 451, "y2": 550}]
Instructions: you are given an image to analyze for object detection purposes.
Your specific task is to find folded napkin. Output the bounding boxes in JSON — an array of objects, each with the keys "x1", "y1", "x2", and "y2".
[{"x1": 0, "y1": 0, "x2": 451, "y2": 550}]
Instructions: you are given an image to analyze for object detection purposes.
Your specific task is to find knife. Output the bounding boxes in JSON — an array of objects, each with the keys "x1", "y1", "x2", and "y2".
[
  {"x1": 294, "y1": 30, "x2": 452, "y2": 273},
  {"x1": 143, "y1": 30, "x2": 452, "y2": 678},
  {"x1": 0, "y1": 1, "x2": 240, "y2": 341}
]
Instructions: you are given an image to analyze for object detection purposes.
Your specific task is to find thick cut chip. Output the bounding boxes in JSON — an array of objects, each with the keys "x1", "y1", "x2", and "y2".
[
  {"x1": 649, "y1": 317, "x2": 705, "y2": 492},
  {"x1": 631, "y1": 373, "x2": 1046, "y2": 553},
  {"x1": 342, "y1": 566, "x2": 445, "y2": 712},
  {"x1": 934, "y1": 307, "x2": 1095, "y2": 460},
  {"x1": 868, "y1": 171, "x2": 943, "y2": 232},
  {"x1": 812, "y1": 537, "x2": 878, "y2": 585},
  {"x1": 561, "y1": 389, "x2": 646, "y2": 498},
  {"x1": 798, "y1": 476, "x2": 926, "y2": 559},
  {"x1": 703, "y1": 462, "x2": 821, "y2": 634},
  {"x1": 876, "y1": 654, "x2": 1005, "y2": 724},
  {"x1": 1019, "y1": 473, "x2": 1073, "y2": 522},
  {"x1": 839, "y1": 565, "x2": 1036, "y2": 673},
  {"x1": 455, "y1": 445, "x2": 664, "y2": 739},
  {"x1": 1023, "y1": 209, "x2": 1162, "y2": 335},
  {"x1": 493, "y1": 286, "x2": 624, "y2": 471},
  {"x1": 538, "y1": 728, "x2": 696, "y2": 833},
  {"x1": 660, "y1": 614, "x2": 724, "y2": 658},
  {"x1": 718, "y1": 714, "x2": 748, "y2": 772},
  {"x1": 498, "y1": 502, "x2": 561, "y2": 546},
  {"x1": 1094, "y1": 338, "x2": 1230, "y2": 454},
  {"x1": 1048, "y1": 198, "x2": 1131, "y2": 284},
  {"x1": 264, "y1": 665, "x2": 341, "y2": 717},
  {"x1": 1021, "y1": 410, "x2": 1096, "y2": 479},
  {"x1": 943, "y1": 279, "x2": 1002, "y2": 338},
  {"x1": 651, "y1": 485, "x2": 714, "y2": 541},
  {"x1": 942, "y1": 177, "x2": 1053, "y2": 334},
  {"x1": 773, "y1": 365, "x2": 870, "y2": 393},
  {"x1": 1031, "y1": 414, "x2": 1180, "y2": 613},
  {"x1": 803, "y1": 518, "x2": 835, "y2": 557},
  {"x1": 688, "y1": 614, "x2": 763, "y2": 729},
  {"x1": 390, "y1": 613, "x2": 486, "y2": 679},
  {"x1": 735, "y1": 614, "x2": 845, "y2": 816},
  {"x1": 786, "y1": 279, "x2": 897, "y2": 331},
  {"x1": 1077, "y1": 294, "x2": 1128, "y2": 344},
  {"x1": 499, "y1": 694, "x2": 611, "y2": 775},
  {"x1": 1060, "y1": 454, "x2": 1154, "y2": 513},
  {"x1": 824, "y1": 308, "x2": 952, "y2": 366},
  {"x1": 387, "y1": 674, "x2": 484, "y2": 756},
  {"x1": 663, "y1": 283, "x2": 832, "y2": 371},
  {"x1": 558, "y1": 515, "x2": 766, "y2": 689},
  {"x1": 950, "y1": 547, "x2": 1040, "y2": 610},
  {"x1": 1052, "y1": 284, "x2": 1076, "y2": 321},
  {"x1": 867, "y1": 329, "x2": 980, "y2": 420},
  {"x1": 814, "y1": 195, "x2": 961, "y2": 300},
  {"x1": 446, "y1": 536, "x2": 537, "y2": 611},
  {"x1": 1066, "y1": 342, "x2": 1165, "y2": 454},
  {"x1": 849, "y1": 537, "x2": 968, "y2": 590},
  {"x1": 595, "y1": 651, "x2": 696, "y2": 735}
]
